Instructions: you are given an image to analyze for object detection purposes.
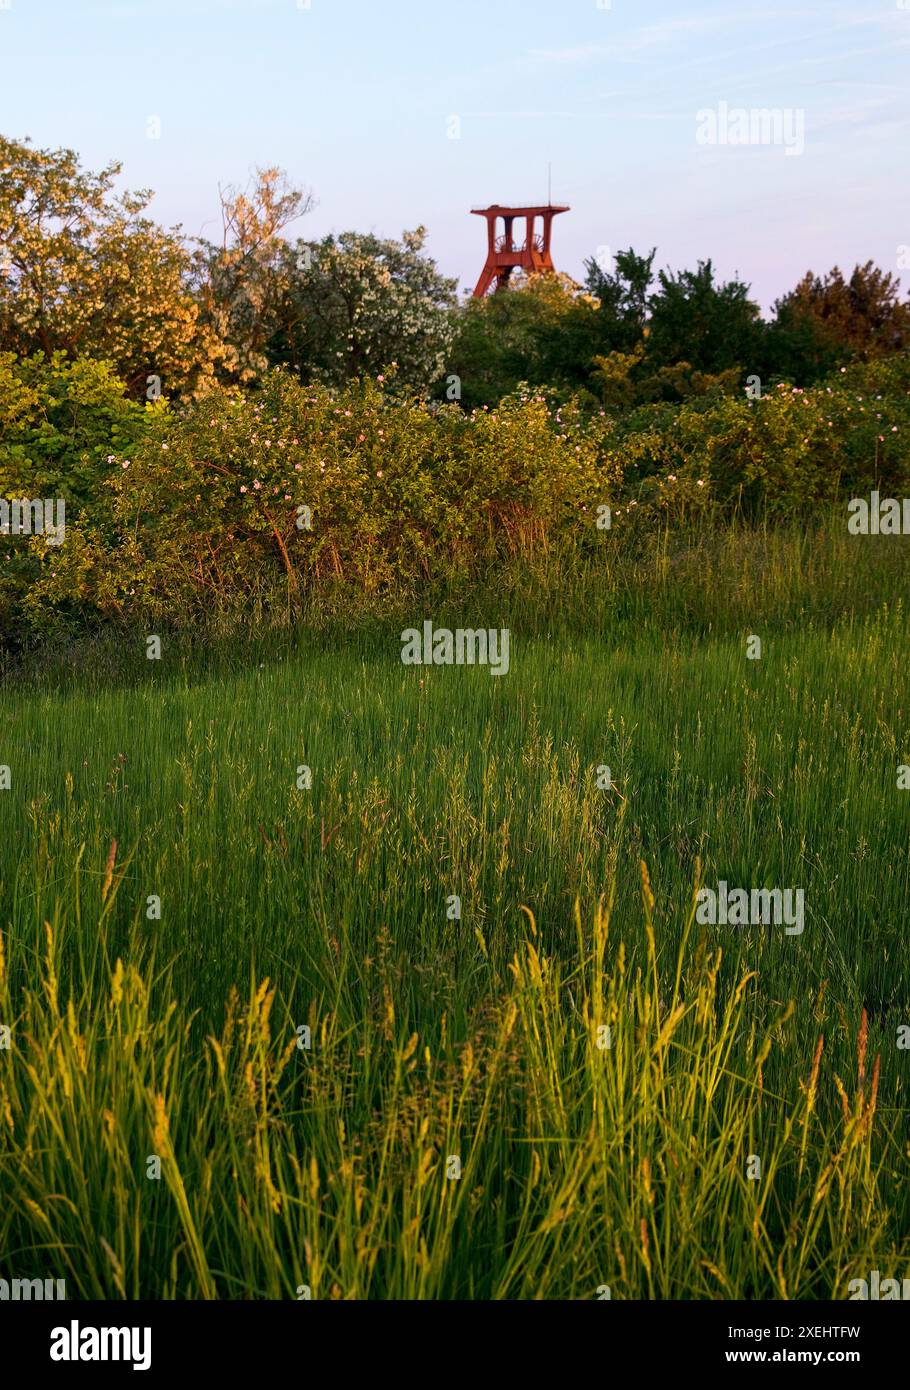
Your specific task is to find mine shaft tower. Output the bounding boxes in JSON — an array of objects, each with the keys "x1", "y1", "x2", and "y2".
[{"x1": 470, "y1": 203, "x2": 570, "y2": 297}]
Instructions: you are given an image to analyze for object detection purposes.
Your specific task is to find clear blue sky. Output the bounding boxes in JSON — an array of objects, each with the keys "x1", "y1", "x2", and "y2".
[{"x1": 0, "y1": 0, "x2": 906, "y2": 308}]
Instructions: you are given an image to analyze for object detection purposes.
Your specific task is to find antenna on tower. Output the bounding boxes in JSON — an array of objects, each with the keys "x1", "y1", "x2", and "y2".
[{"x1": 547, "y1": 162, "x2": 552, "y2": 205}]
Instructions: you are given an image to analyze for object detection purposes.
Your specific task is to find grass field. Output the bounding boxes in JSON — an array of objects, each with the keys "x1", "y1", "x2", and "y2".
[{"x1": 1, "y1": 517, "x2": 909, "y2": 1298}]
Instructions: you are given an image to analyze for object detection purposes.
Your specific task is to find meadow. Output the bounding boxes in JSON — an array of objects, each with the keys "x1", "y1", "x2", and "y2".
[{"x1": 0, "y1": 516, "x2": 908, "y2": 1299}]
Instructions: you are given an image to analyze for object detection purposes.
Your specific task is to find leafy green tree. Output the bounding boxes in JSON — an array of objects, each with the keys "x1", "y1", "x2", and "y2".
[
  {"x1": 766, "y1": 262, "x2": 910, "y2": 383},
  {"x1": 0, "y1": 134, "x2": 222, "y2": 397},
  {"x1": 586, "y1": 253, "x2": 750, "y2": 408},
  {"x1": 646, "y1": 259, "x2": 763, "y2": 377},
  {"x1": 583, "y1": 247, "x2": 656, "y2": 352},
  {"x1": 0, "y1": 350, "x2": 145, "y2": 513},
  {"x1": 454, "y1": 251, "x2": 659, "y2": 411},
  {"x1": 450, "y1": 272, "x2": 602, "y2": 410},
  {"x1": 273, "y1": 227, "x2": 457, "y2": 394},
  {"x1": 0, "y1": 350, "x2": 147, "y2": 631}
]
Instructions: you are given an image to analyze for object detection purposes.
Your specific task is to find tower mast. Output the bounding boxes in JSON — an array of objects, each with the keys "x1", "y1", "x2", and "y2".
[{"x1": 469, "y1": 202, "x2": 570, "y2": 297}]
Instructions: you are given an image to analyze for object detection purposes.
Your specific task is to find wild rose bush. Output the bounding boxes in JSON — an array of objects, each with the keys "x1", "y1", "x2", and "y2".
[
  {"x1": 28, "y1": 370, "x2": 618, "y2": 625},
  {"x1": 602, "y1": 355, "x2": 910, "y2": 521},
  {"x1": 17, "y1": 352, "x2": 910, "y2": 632}
]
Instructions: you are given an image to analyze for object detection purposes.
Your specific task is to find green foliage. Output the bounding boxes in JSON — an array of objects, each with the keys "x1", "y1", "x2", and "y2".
[
  {"x1": 17, "y1": 353, "x2": 910, "y2": 631},
  {"x1": 591, "y1": 343, "x2": 742, "y2": 410},
  {"x1": 274, "y1": 227, "x2": 458, "y2": 394},
  {"x1": 456, "y1": 252, "x2": 765, "y2": 411},
  {"x1": 645, "y1": 258, "x2": 763, "y2": 376},
  {"x1": 583, "y1": 245, "x2": 656, "y2": 352},
  {"x1": 28, "y1": 369, "x2": 618, "y2": 626},
  {"x1": 0, "y1": 352, "x2": 147, "y2": 631},
  {"x1": 465, "y1": 252, "x2": 910, "y2": 407},
  {"x1": 612, "y1": 356, "x2": 910, "y2": 519},
  {"x1": 450, "y1": 272, "x2": 604, "y2": 410},
  {"x1": 766, "y1": 261, "x2": 910, "y2": 385},
  {"x1": 0, "y1": 135, "x2": 222, "y2": 398},
  {"x1": 0, "y1": 351, "x2": 145, "y2": 508}
]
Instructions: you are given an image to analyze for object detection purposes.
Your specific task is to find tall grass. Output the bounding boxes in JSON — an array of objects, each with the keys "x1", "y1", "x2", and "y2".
[
  {"x1": 0, "y1": 890, "x2": 899, "y2": 1298},
  {"x1": 0, "y1": 516, "x2": 908, "y2": 1297}
]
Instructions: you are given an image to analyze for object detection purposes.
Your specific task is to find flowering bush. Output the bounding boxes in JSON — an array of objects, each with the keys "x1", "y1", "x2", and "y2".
[
  {"x1": 16, "y1": 352, "x2": 910, "y2": 631},
  {"x1": 28, "y1": 370, "x2": 619, "y2": 624},
  {"x1": 596, "y1": 354, "x2": 910, "y2": 521}
]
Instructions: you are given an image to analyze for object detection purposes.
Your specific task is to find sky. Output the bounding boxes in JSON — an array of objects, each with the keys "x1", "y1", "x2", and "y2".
[{"x1": 0, "y1": 0, "x2": 907, "y2": 310}]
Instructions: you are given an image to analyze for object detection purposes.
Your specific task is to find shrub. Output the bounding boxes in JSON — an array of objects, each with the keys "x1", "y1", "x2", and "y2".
[
  {"x1": 596, "y1": 355, "x2": 910, "y2": 522},
  {"x1": 27, "y1": 370, "x2": 620, "y2": 626},
  {"x1": 16, "y1": 354, "x2": 910, "y2": 633},
  {"x1": 0, "y1": 352, "x2": 147, "y2": 632}
]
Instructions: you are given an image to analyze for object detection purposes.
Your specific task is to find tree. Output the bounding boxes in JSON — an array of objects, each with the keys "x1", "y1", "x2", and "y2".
[
  {"x1": 452, "y1": 252, "x2": 658, "y2": 411},
  {"x1": 451, "y1": 271, "x2": 602, "y2": 409},
  {"x1": 646, "y1": 259, "x2": 763, "y2": 376},
  {"x1": 273, "y1": 227, "x2": 457, "y2": 394},
  {"x1": 767, "y1": 262, "x2": 910, "y2": 383},
  {"x1": 196, "y1": 167, "x2": 314, "y2": 385},
  {"x1": 583, "y1": 246, "x2": 656, "y2": 353},
  {"x1": 0, "y1": 134, "x2": 221, "y2": 397}
]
